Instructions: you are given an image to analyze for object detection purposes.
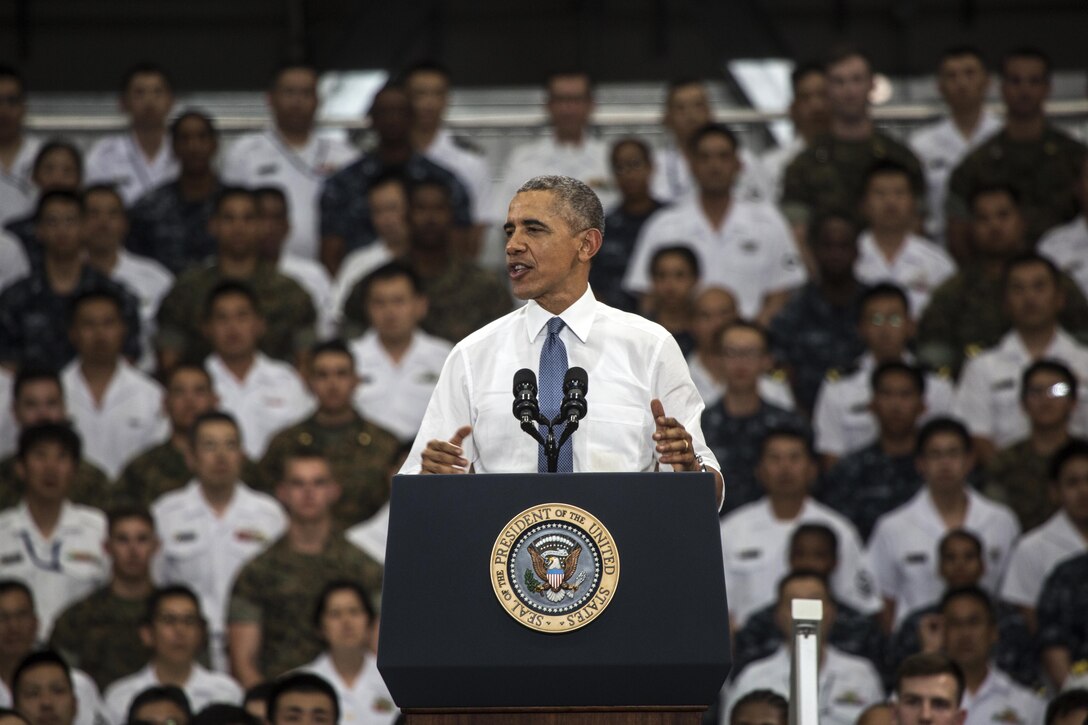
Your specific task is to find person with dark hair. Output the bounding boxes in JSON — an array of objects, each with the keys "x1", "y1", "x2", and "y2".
[
  {"x1": 869, "y1": 418, "x2": 1020, "y2": 634},
  {"x1": 223, "y1": 64, "x2": 357, "y2": 262},
  {"x1": 191, "y1": 703, "x2": 259, "y2": 725},
  {"x1": 781, "y1": 47, "x2": 924, "y2": 243},
  {"x1": 404, "y1": 60, "x2": 494, "y2": 257},
  {"x1": 1039, "y1": 155, "x2": 1088, "y2": 300},
  {"x1": 769, "y1": 211, "x2": 868, "y2": 415},
  {"x1": 3, "y1": 141, "x2": 84, "y2": 268},
  {"x1": 85, "y1": 63, "x2": 177, "y2": 206},
  {"x1": 128, "y1": 109, "x2": 224, "y2": 275},
  {"x1": 11, "y1": 650, "x2": 89, "y2": 725},
  {"x1": 624, "y1": 123, "x2": 806, "y2": 327},
  {"x1": 947, "y1": 47, "x2": 1087, "y2": 257},
  {"x1": 155, "y1": 187, "x2": 318, "y2": 372},
  {"x1": 727, "y1": 688, "x2": 788, "y2": 725},
  {"x1": 645, "y1": 246, "x2": 699, "y2": 355},
  {"x1": 720, "y1": 428, "x2": 877, "y2": 629},
  {"x1": 61, "y1": 289, "x2": 168, "y2": 479},
  {"x1": 242, "y1": 682, "x2": 273, "y2": 725},
  {"x1": 344, "y1": 263, "x2": 451, "y2": 444},
  {"x1": 300, "y1": 580, "x2": 396, "y2": 724},
  {"x1": 267, "y1": 673, "x2": 338, "y2": 725},
  {"x1": 103, "y1": 586, "x2": 242, "y2": 721},
  {"x1": 0, "y1": 369, "x2": 110, "y2": 511},
  {"x1": 1000, "y1": 438, "x2": 1088, "y2": 630},
  {"x1": 0, "y1": 190, "x2": 143, "y2": 370},
  {"x1": 0, "y1": 424, "x2": 109, "y2": 637},
  {"x1": 152, "y1": 411, "x2": 286, "y2": 670},
  {"x1": 228, "y1": 449, "x2": 382, "y2": 687},
  {"x1": 984, "y1": 360, "x2": 1083, "y2": 531},
  {"x1": 1045, "y1": 689, "x2": 1088, "y2": 725},
  {"x1": 892, "y1": 652, "x2": 967, "y2": 725},
  {"x1": 918, "y1": 186, "x2": 1088, "y2": 377},
  {"x1": 723, "y1": 571, "x2": 882, "y2": 725},
  {"x1": 127, "y1": 684, "x2": 193, "y2": 725},
  {"x1": 759, "y1": 62, "x2": 830, "y2": 203},
  {"x1": 258, "y1": 342, "x2": 400, "y2": 528},
  {"x1": 909, "y1": 46, "x2": 1001, "y2": 246},
  {"x1": 320, "y1": 84, "x2": 471, "y2": 275},
  {"x1": 0, "y1": 65, "x2": 40, "y2": 228},
  {"x1": 50, "y1": 507, "x2": 159, "y2": 690},
  {"x1": 1038, "y1": 549, "x2": 1088, "y2": 689},
  {"x1": 702, "y1": 322, "x2": 809, "y2": 513},
  {"x1": 855, "y1": 161, "x2": 955, "y2": 317}
]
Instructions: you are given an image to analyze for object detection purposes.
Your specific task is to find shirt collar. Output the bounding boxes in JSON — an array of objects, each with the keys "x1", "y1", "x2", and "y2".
[{"x1": 523, "y1": 286, "x2": 597, "y2": 344}]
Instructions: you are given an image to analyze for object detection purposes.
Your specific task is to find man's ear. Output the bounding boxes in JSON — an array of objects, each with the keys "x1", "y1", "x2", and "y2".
[{"x1": 579, "y1": 228, "x2": 603, "y2": 262}]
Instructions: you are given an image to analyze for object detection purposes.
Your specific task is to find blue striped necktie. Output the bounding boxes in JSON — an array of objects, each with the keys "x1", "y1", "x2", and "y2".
[{"x1": 538, "y1": 317, "x2": 572, "y2": 473}]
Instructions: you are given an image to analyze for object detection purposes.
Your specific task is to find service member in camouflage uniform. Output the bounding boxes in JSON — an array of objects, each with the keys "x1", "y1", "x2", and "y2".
[
  {"x1": 258, "y1": 341, "x2": 400, "y2": 528},
  {"x1": 781, "y1": 47, "x2": 923, "y2": 235},
  {"x1": 113, "y1": 363, "x2": 261, "y2": 508},
  {"x1": 155, "y1": 188, "x2": 316, "y2": 370},
  {"x1": 946, "y1": 48, "x2": 1087, "y2": 257},
  {"x1": 0, "y1": 368, "x2": 109, "y2": 511},
  {"x1": 228, "y1": 449, "x2": 383, "y2": 686},
  {"x1": 918, "y1": 185, "x2": 1088, "y2": 376},
  {"x1": 49, "y1": 507, "x2": 156, "y2": 690},
  {"x1": 984, "y1": 360, "x2": 1082, "y2": 532},
  {"x1": 341, "y1": 178, "x2": 511, "y2": 343}
]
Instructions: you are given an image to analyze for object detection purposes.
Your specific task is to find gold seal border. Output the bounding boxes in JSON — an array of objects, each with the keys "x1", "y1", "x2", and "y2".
[{"x1": 490, "y1": 502, "x2": 620, "y2": 634}]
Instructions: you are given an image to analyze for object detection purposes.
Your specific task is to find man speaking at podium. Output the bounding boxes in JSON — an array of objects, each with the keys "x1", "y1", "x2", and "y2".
[{"x1": 401, "y1": 174, "x2": 723, "y2": 509}]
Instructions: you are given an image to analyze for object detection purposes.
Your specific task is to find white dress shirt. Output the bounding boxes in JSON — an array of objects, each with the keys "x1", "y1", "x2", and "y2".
[
  {"x1": 61, "y1": 359, "x2": 169, "y2": 479},
  {"x1": 686, "y1": 353, "x2": 795, "y2": 410},
  {"x1": 85, "y1": 133, "x2": 179, "y2": 206},
  {"x1": 1000, "y1": 510, "x2": 1087, "y2": 608},
  {"x1": 0, "y1": 501, "x2": 108, "y2": 638},
  {"x1": 0, "y1": 136, "x2": 40, "y2": 226},
  {"x1": 223, "y1": 128, "x2": 358, "y2": 260},
  {"x1": 401, "y1": 286, "x2": 720, "y2": 477},
  {"x1": 0, "y1": 666, "x2": 106, "y2": 725},
  {"x1": 301, "y1": 653, "x2": 399, "y2": 725},
  {"x1": 495, "y1": 134, "x2": 614, "y2": 220},
  {"x1": 206, "y1": 353, "x2": 314, "y2": 459},
  {"x1": 422, "y1": 128, "x2": 495, "y2": 224},
  {"x1": 151, "y1": 480, "x2": 286, "y2": 671},
  {"x1": 954, "y1": 329, "x2": 1088, "y2": 448},
  {"x1": 868, "y1": 487, "x2": 1021, "y2": 627},
  {"x1": 0, "y1": 230, "x2": 30, "y2": 293},
  {"x1": 350, "y1": 329, "x2": 451, "y2": 442},
  {"x1": 719, "y1": 497, "x2": 880, "y2": 627},
  {"x1": 346, "y1": 503, "x2": 389, "y2": 565},
  {"x1": 108, "y1": 250, "x2": 175, "y2": 370},
  {"x1": 909, "y1": 112, "x2": 1001, "y2": 243},
  {"x1": 622, "y1": 196, "x2": 807, "y2": 318},
  {"x1": 279, "y1": 253, "x2": 336, "y2": 339},
  {"x1": 1039, "y1": 216, "x2": 1088, "y2": 299},
  {"x1": 854, "y1": 231, "x2": 956, "y2": 318},
  {"x1": 759, "y1": 136, "x2": 806, "y2": 204},
  {"x1": 104, "y1": 663, "x2": 243, "y2": 723},
  {"x1": 651, "y1": 144, "x2": 772, "y2": 205},
  {"x1": 721, "y1": 645, "x2": 883, "y2": 725},
  {"x1": 811, "y1": 353, "x2": 955, "y2": 457},
  {"x1": 960, "y1": 666, "x2": 1046, "y2": 725}
]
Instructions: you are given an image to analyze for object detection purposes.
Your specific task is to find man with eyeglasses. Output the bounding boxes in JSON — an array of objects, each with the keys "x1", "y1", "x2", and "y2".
[
  {"x1": 813, "y1": 283, "x2": 954, "y2": 469},
  {"x1": 103, "y1": 585, "x2": 243, "y2": 722},
  {"x1": 954, "y1": 252, "x2": 1088, "y2": 465}
]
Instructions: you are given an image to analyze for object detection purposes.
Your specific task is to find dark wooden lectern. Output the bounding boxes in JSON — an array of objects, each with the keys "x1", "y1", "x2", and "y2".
[{"x1": 378, "y1": 473, "x2": 732, "y2": 724}]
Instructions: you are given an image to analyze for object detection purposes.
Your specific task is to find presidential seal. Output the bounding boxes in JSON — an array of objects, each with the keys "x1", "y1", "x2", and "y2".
[{"x1": 490, "y1": 503, "x2": 619, "y2": 633}]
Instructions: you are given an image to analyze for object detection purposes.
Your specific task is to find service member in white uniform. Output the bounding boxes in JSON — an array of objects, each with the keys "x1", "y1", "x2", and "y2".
[
  {"x1": 758, "y1": 63, "x2": 829, "y2": 203},
  {"x1": 5, "y1": 649, "x2": 107, "y2": 725},
  {"x1": 0, "y1": 67, "x2": 40, "y2": 226},
  {"x1": 223, "y1": 64, "x2": 358, "y2": 261},
  {"x1": 1038, "y1": 159, "x2": 1088, "y2": 298},
  {"x1": 1000, "y1": 439, "x2": 1088, "y2": 621},
  {"x1": 85, "y1": 64, "x2": 178, "y2": 206},
  {"x1": 719, "y1": 429, "x2": 879, "y2": 628},
  {"x1": 624, "y1": 125, "x2": 806, "y2": 323},
  {"x1": 868, "y1": 418, "x2": 1020, "y2": 628},
  {"x1": 909, "y1": 47, "x2": 1001, "y2": 244},
  {"x1": 151, "y1": 412, "x2": 286, "y2": 671},
  {"x1": 0, "y1": 424, "x2": 108, "y2": 638},
  {"x1": 348, "y1": 262, "x2": 451, "y2": 442},
  {"x1": 103, "y1": 585, "x2": 244, "y2": 721}
]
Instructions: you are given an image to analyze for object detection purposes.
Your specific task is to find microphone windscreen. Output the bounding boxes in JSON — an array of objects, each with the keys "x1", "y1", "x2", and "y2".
[
  {"x1": 564, "y1": 366, "x2": 588, "y2": 395},
  {"x1": 513, "y1": 368, "x2": 537, "y2": 394}
]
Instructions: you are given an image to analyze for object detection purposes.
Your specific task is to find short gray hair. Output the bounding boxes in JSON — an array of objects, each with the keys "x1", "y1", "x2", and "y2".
[{"x1": 516, "y1": 175, "x2": 605, "y2": 236}]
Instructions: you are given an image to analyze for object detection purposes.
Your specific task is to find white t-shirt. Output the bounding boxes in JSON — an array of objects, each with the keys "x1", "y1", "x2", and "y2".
[
  {"x1": 422, "y1": 128, "x2": 495, "y2": 224},
  {"x1": 954, "y1": 329, "x2": 1088, "y2": 448},
  {"x1": 223, "y1": 128, "x2": 358, "y2": 260},
  {"x1": 622, "y1": 196, "x2": 806, "y2": 318},
  {"x1": 0, "y1": 501, "x2": 108, "y2": 638},
  {"x1": 854, "y1": 231, "x2": 956, "y2": 318},
  {"x1": 868, "y1": 487, "x2": 1020, "y2": 626},
  {"x1": 85, "y1": 133, "x2": 178, "y2": 206},
  {"x1": 1000, "y1": 510, "x2": 1087, "y2": 608},
  {"x1": 350, "y1": 329, "x2": 451, "y2": 442},
  {"x1": 279, "y1": 253, "x2": 336, "y2": 340},
  {"x1": 960, "y1": 666, "x2": 1046, "y2": 725},
  {"x1": 719, "y1": 497, "x2": 880, "y2": 627},
  {"x1": 104, "y1": 663, "x2": 243, "y2": 724},
  {"x1": 205, "y1": 353, "x2": 314, "y2": 459},
  {"x1": 62, "y1": 360, "x2": 169, "y2": 479},
  {"x1": 1039, "y1": 216, "x2": 1088, "y2": 300},
  {"x1": 301, "y1": 653, "x2": 399, "y2": 725}
]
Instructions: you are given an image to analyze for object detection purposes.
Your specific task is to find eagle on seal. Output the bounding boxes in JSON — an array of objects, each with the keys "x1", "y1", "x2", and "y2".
[{"x1": 529, "y1": 542, "x2": 583, "y2": 603}]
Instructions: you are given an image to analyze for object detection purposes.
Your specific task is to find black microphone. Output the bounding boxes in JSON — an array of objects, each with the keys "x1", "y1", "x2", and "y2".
[
  {"x1": 512, "y1": 368, "x2": 541, "y2": 425},
  {"x1": 560, "y1": 367, "x2": 589, "y2": 425}
]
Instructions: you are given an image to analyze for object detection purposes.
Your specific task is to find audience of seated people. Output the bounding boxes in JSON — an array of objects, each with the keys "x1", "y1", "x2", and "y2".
[{"x1": 3, "y1": 42, "x2": 1088, "y2": 723}]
